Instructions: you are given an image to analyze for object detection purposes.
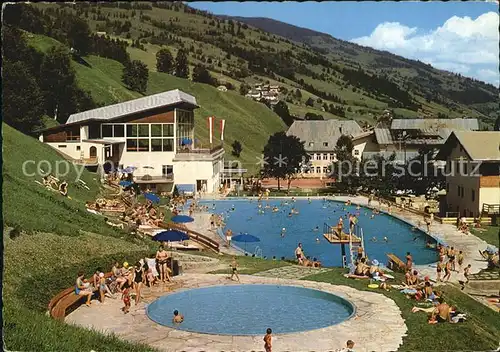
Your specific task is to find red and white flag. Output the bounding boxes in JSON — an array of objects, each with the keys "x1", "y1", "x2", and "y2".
[
  {"x1": 220, "y1": 119, "x2": 226, "y2": 141},
  {"x1": 207, "y1": 116, "x2": 215, "y2": 144}
]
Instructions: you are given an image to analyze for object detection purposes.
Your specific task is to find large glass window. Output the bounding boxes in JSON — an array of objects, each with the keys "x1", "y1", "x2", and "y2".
[
  {"x1": 102, "y1": 125, "x2": 113, "y2": 138},
  {"x1": 163, "y1": 139, "x2": 174, "y2": 151},
  {"x1": 114, "y1": 125, "x2": 124, "y2": 137},
  {"x1": 151, "y1": 124, "x2": 162, "y2": 137},
  {"x1": 163, "y1": 124, "x2": 174, "y2": 137},
  {"x1": 126, "y1": 139, "x2": 137, "y2": 152},
  {"x1": 127, "y1": 124, "x2": 138, "y2": 137},
  {"x1": 139, "y1": 125, "x2": 149, "y2": 137},
  {"x1": 138, "y1": 139, "x2": 149, "y2": 152},
  {"x1": 176, "y1": 109, "x2": 194, "y2": 150},
  {"x1": 151, "y1": 139, "x2": 162, "y2": 152},
  {"x1": 125, "y1": 123, "x2": 174, "y2": 152}
]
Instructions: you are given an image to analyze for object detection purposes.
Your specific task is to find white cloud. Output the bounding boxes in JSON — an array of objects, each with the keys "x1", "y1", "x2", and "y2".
[{"x1": 351, "y1": 12, "x2": 499, "y2": 85}]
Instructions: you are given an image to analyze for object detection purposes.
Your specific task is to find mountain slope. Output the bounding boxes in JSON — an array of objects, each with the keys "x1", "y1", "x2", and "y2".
[
  {"x1": 225, "y1": 15, "x2": 499, "y2": 126},
  {"x1": 20, "y1": 2, "x2": 500, "y2": 130},
  {"x1": 26, "y1": 33, "x2": 286, "y2": 173}
]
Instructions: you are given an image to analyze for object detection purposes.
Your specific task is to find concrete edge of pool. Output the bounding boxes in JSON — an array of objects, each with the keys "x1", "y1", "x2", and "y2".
[
  {"x1": 66, "y1": 274, "x2": 407, "y2": 352},
  {"x1": 145, "y1": 284, "x2": 358, "y2": 336}
]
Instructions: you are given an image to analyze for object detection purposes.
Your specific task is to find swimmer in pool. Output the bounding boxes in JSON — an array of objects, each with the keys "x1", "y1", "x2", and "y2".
[
  {"x1": 265, "y1": 204, "x2": 271, "y2": 209},
  {"x1": 272, "y1": 207, "x2": 279, "y2": 212},
  {"x1": 370, "y1": 214, "x2": 375, "y2": 219},
  {"x1": 383, "y1": 236, "x2": 388, "y2": 242},
  {"x1": 313, "y1": 226, "x2": 319, "y2": 232},
  {"x1": 371, "y1": 236, "x2": 377, "y2": 242},
  {"x1": 280, "y1": 228, "x2": 286, "y2": 237},
  {"x1": 411, "y1": 226, "x2": 417, "y2": 232},
  {"x1": 308, "y1": 198, "x2": 312, "y2": 204},
  {"x1": 231, "y1": 205, "x2": 235, "y2": 211},
  {"x1": 288, "y1": 212, "x2": 292, "y2": 217},
  {"x1": 316, "y1": 238, "x2": 320, "y2": 243}
]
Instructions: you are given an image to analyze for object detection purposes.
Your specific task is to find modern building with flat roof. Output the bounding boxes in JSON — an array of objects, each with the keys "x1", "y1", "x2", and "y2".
[{"x1": 39, "y1": 89, "x2": 224, "y2": 194}]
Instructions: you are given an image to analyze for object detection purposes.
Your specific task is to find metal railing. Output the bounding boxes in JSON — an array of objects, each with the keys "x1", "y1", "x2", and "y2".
[
  {"x1": 483, "y1": 204, "x2": 500, "y2": 215},
  {"x1": 176, "y1": 145, "x2": 224, "y2": 154}
]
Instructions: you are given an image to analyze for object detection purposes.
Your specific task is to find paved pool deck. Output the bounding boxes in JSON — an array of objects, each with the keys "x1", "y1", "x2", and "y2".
[{"x1": 66, "y1": 274, "x2": 406, "y2": 352}]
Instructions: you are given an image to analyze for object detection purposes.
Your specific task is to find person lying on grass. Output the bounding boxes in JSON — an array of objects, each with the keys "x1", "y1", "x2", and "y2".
[{"x1": 429, "y1": 297, "x2": 451, "y2": 324}]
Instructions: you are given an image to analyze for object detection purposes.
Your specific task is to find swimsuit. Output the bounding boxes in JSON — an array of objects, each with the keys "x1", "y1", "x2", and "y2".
[{"x1": 134, "y1": 268, "x2": 143, "y2": 283}]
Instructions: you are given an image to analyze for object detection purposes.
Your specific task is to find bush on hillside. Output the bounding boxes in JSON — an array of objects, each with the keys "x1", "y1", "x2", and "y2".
[
  {"x1": 192, "y1": 65, "x2": 216, "y2": 86},
  {"x1": 121, "y1": 60, "x2": 148, "y2": 93},
  {"x1": 231, "y1": 140, "x2": 242, "y2": 157},
  {"x1": 156, "y1": 48, "x2": 174, "y2": 74}
]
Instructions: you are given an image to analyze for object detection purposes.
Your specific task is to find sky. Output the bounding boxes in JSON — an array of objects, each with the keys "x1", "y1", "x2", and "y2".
[{"x1": 190, "y1": 2, "x2": 499, "y2": 86}]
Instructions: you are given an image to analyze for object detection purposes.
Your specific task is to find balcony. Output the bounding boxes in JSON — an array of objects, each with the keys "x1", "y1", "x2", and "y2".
[
  {"x1": 134, "y1": 174, "x2": 174, "y2": 184},
  {"x1": 174, "y1": 144, "x2": 224, "y2": 161},
  {"x1": 72, "y1": 157, "x2": 99, "y2": 166}
]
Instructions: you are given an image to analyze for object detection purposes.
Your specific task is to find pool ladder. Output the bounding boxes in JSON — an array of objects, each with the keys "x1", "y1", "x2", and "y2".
[{"x1": 254, "y1": 246, "x2": 263, "y2": 258}]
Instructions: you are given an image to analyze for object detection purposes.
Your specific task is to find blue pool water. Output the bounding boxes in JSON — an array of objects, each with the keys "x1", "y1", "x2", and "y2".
[
  {"x1": 201, "y1": 199, "x2": 438, "y2": 267},
  {"x1": 146, "y1": 285, "x2": 354, "y2": 335}
]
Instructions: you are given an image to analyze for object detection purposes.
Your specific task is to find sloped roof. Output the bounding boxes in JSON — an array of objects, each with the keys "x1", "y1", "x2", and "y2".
[
  {"x1": 437, "y1": 131, "x2": 500, "y2": 162},
  {"x1": 375, "y1": 118, "x2": 479, "y2": 145},
  {"x1": 454, "y1": 131, "x2": 500, "y2": 161},
  {"x1": 391, "y1": 118, "x2": 479, "y2": 131},
  {"x1": 374, "y1": 128, "x2": 393, "y2": 144},
  {"x1": 286, "y1": 120, "x2": 363, "y2": 151},
  {"x1": 67, "y1": 89, "x2": 198, "y2": 124}
]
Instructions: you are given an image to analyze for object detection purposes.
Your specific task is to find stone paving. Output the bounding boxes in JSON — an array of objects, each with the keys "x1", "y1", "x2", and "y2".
[
  {"x1": 66, "y1": 274, "x2": 407, "y2": 352},
  {"x1": 255, "y1": 265, "x2": 333, "y2": 279},
  {"x1": 332, "y1": 196, "x2": 492, "y2": 283}
]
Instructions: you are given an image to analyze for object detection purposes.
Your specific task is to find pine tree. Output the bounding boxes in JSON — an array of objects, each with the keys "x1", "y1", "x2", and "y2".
[
  {"x1": 156, "y1": 48, "x2": 174, "y2": 74},
  {"x1": 122, "y1": 60, "x2": 149, "y2": 93},
  {"x1": 174, "y1": 49, "x2": 189, "y2": 78}
]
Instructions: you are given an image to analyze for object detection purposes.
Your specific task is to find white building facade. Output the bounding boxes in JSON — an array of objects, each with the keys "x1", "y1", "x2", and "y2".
[{"x1": 39, "y1": 89, "x2": 224, "y2": 195}]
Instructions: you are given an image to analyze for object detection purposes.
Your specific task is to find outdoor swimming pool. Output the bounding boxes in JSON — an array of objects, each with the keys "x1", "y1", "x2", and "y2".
[
  {"x1": 146, "y1": 285, "x2": 355, "y2": 335},
  {"x1": 201, "y1": 199, "x2": 438, "y2": 267}
]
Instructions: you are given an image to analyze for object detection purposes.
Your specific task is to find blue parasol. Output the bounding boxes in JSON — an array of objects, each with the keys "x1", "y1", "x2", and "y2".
[
  {"x1": 181, "y1": 138, "x2": 193, "y2": 145},
  {"x1": 171, "y1": 215, "x2": 194, "y2": 223},
  {"x1": 123, "y1": 167, "x2": 136, "y2": 174},
  {"x1": 119, "y1": 180, "x2": 133, "y2": 187},
  {"x1": 144, "y1": 192, "x2": 160, "y2": 204},
  {"x1": 232, "y1": 233, "x2": 260, "y2": 252},
  {"x1": 152, "y1": 230, "x2": 189, "y2": 242}
]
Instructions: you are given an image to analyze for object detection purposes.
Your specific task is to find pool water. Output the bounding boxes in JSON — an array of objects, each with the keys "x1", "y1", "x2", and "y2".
[
  {"x1": 146, "y1": 285, "x2": 354, "y2": 335},
  {"x1": 201, "y1": 199, "x2": 437, "y2": 267}
]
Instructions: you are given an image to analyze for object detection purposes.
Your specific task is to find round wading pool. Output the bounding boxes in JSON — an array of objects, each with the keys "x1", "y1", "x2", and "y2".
[{"x1": 146, "y1": 284, "x2": 355, "y2": 335}]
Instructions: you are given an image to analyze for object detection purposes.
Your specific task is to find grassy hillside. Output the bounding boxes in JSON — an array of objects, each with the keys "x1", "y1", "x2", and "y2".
[
  {"x1": 29, "y1": 2, "x2": 498, "y2": 129},
  {"x1": 2, "y1": 122, "x2": 158, "y2": 351},
  {"x1": 27, "y1": 33, "x2": 286, "y2": 173}
]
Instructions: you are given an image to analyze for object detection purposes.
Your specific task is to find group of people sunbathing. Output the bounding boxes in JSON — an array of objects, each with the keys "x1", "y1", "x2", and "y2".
[
  {"x1": 120, "y1": 200, "x2": 165, "y2": 228},
  {"x1": 75, "y1": 251, "x2": 175, "y2": 313},
  {"x1": 41, "y1": 174, "x2": 69, "y2": 197},
  {"x1": 295, "y1": 243, "x2": 322, "y2": 268},
  {"x1": 86, "y1": 198, "x2": 125, "y2": 212}
]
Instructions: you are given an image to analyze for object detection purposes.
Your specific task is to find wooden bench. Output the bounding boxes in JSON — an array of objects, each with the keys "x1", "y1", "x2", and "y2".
[
  {"x1": 48, "y1": 272, "x2": 112, "y2": 321},
  {"x1": 387, "y1": 253, "x2": 407, "y2": 272}
]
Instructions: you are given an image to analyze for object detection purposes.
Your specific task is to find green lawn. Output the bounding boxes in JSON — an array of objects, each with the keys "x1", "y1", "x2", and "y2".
[
  {"x1": 209, "y1": 256, "x2": 291, "y2": 275},
  {"x1": 2, "y1": 123, "x2": 158, "y2": 351},
  {"x1": 304, "y1": 269, "x2": 500, "y2": 352},
  {"x1": 471, "y1": 225, "x2": 499, "y2": 247}
]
